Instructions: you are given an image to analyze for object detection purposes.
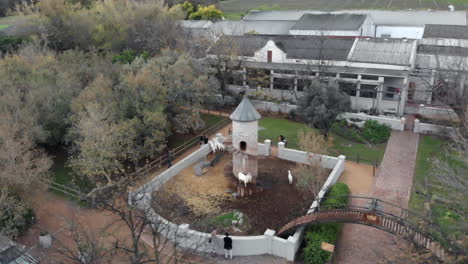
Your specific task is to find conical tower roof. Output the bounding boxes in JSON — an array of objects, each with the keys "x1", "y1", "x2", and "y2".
[{"x1": 230, "y1": 95, "x2": 261, "y2": 122}]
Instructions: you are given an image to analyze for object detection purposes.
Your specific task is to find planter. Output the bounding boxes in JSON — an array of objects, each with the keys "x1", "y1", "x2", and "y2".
[
  {"x1": 345, "y1": 118, "x2": 365, "y2": 128},
  {"x1": 39, "y1": 231, "x2": 52, "y2": 248}
]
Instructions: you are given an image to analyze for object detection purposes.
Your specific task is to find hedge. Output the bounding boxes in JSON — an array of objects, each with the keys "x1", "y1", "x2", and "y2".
[
  {"x1": 303, "y1": 183, "x2": 350, "y2": 264},
  {"x1": 332, "y1": 120, "x2": 390, "y2": 144}
]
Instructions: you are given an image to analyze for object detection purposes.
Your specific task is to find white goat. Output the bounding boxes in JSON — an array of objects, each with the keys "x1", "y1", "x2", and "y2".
[
  {"x1": 238, "y1": 172, "x2": 252, "y2": 187},
  {"x1": 215, "y1": 140, "x2": 224, "y2": 151},
  {"x1": 208, "y1": 140, "x2": 216, "y2": 152},
  {"x1": 288, "y1": 170, "x2": 293, "y2": 184},
  {"x1": 208, "y1": 139, "x2": 224, "y2": 152}
]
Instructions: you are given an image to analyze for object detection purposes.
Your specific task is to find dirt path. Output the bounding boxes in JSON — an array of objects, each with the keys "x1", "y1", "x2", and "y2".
[{"x1": 334, "y1": 131, "x2": 419, "y2": 264}]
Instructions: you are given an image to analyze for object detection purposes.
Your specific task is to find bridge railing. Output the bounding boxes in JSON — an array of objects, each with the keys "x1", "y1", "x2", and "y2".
[{"x1": 312, "y1": 195, "x2": 460, "y2": 253}]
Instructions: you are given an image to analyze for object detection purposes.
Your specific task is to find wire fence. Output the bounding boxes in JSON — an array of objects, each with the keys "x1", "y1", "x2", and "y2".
[{"x1": 344, "y1": 153, "x2": 380, "y2": 176}]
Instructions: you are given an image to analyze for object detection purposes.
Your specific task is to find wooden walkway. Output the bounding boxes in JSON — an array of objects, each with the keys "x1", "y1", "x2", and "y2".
[{"x1": 278, "y1": 208, "x2": 445, "y2": 261}]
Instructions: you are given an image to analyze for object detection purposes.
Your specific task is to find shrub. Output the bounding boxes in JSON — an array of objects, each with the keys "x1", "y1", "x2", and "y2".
[
  {"x1": 361, "y1": 120, "x2": 391, "y2": 143},
  {"x1": 303, "y1": 183, "x2": 350, "y2": 264},
  {"x1": 322, "y1": 182, "x2": 350, "y2": 209}
]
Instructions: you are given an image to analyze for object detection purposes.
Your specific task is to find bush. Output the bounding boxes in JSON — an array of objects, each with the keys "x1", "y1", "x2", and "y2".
[
  {"x1": 361, "y1": 120, "x2": 390, "y2": 143},
  {"x1": 331, "y1": 120, "x2": 365, "y2": 143},
  {"x1": 303, "y1": 183, "x2": 350, "y2": 264},
  {"x1": 0, "y1": 36, "x2": 23, "y2": 53},
  {"x1": 0, "y1": 190, "x2": 36, "y2": 237},
  {"x1": 322, "y1": 182, "x2": 350, "y2": 209}
]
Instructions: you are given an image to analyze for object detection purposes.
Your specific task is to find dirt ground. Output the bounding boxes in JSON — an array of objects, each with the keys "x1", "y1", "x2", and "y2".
[{"x1": 154, "y1": 154, "x2": 320, "y2": 235}]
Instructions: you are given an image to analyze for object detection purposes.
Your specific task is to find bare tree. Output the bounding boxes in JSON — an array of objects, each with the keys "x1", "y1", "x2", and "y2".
[{"x1": 293, "y1": 130, "x2": 333, "y2": 197}]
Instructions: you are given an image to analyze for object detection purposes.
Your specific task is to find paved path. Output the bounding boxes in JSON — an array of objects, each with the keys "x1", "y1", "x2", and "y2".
[{"x1": 334, "y1": 131, "x2": 419, "y2": 264}]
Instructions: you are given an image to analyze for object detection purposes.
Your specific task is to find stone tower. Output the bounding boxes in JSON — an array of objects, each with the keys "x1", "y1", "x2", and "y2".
[{"x1": 230, "y1": 95, "x2": 261, "y2": 182}]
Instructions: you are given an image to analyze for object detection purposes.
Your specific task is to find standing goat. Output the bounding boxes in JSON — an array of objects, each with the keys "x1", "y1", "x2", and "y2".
[
  {"x1": 238, "y1": 172, "x2": 252, "y2": 187},
  {"x1": 288, "y1": 170, "x2": 293, "y2": 184}
]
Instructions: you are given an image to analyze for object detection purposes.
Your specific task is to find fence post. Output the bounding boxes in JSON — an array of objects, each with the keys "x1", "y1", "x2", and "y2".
[{"x1": 373, "y1": 161, "x2": 376, "y2": 176}]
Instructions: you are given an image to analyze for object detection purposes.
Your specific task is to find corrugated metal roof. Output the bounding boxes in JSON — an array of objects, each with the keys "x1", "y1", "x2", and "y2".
[
  {"x1": 423, "y1": 24, "x2": 468, "y2": 39},
  {"x1": 348, "y1": 38, "x2": 415, "y2": 66},
  {"x1": 208, "y1": 35, "x2": 354, "y2": 61},
  {"x1": 211, "y1": 20, "x2": 296, "y2": 35},
  {"x1": 243, "y1": 10, "x2": 467, "y2": 26},
  {"x1": 178, "y1": 20, "x2": 213, "y2": 29},
  {"x1": 230, "y1": 96, "x2": 261, "y2": 122},
  {"x1": 418, "y1": 44, "x2": 468, "y2": 57},
  {"x1": 290, "y1": 14, "x2": 366, "y2": 31}
]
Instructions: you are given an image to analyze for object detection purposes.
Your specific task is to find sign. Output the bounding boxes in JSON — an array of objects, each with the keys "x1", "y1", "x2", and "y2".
[{"x1": 321, "y1": 241, "x2": 335, "y2": 253}]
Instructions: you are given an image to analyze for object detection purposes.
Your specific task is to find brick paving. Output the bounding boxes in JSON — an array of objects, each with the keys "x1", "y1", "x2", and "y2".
[{"x1": 334, "y1": 131, "x2": 419, "y2": 264}]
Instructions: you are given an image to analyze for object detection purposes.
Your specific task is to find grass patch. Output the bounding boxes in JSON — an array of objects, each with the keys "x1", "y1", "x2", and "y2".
[
  {"x1": 0, "y1": 24, "x2": 9, "y2": 30},
  {"x1": 409, "y1": 135, "x2": 466, "y2": 240},
  {"x1": 258, "y1": 116, "x2": 387, "y2": 164},
  {"x1": 408, "y1": 135, "x2": 445, "y2": 215},
  {"x1": 223, "y1": 12, "x2": 245, "y2": 20}
]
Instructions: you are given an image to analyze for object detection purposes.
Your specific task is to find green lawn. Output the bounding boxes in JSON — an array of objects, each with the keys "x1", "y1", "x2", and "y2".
[
  {"x1": 48, "y1": 148, "x2": 75, "y2": 199},
  {"x1": 409, "y1": 135, "x2": 445, "y2": 215},
  {"x1": 223, "y1": 12, "x2": 245, "y2": 20},
  {"x1": 408, "y1": 135, "x2": 466, "y2": 238},
  {"x1": 258, "y1": 116, "x2": 387, "y2": 164},
  {"x1": 0, "y1": 25, "x2": 9, "y2": 30}
]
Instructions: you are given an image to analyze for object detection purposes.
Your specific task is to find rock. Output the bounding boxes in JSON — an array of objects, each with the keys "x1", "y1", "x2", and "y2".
[{"x1": 232, "y1": 220, "x2": 238, "y2": 225}]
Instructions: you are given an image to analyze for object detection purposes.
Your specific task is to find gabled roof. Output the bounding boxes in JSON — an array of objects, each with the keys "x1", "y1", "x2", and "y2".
[
  {"x1": 211, "y1": 20, "x2": 296, "y2": 35},
  {"x1": 290, "y1": 14, "x2": 367, "y2": 31},
  {"x1": 178, "y1": 20, "x2": 213, "y2": 29},
  {"x1": 418, "y1": 44, "x2": 468, "y2": 57},
  {"x1": 208, "y1": 35, "x2": 355, "y2": 61},
  {"x1": 348, "y1": 38, "x2": 415, "y2": 66},
  {"x1": 243, "y1": 10, "x2": 467, "y2": 27},
  {"x1": 230, "y1": 96, "x2": 261, "y2": 122},
  {"x1": 423, "y1": 24, "x2": 468, "y2": 40}
]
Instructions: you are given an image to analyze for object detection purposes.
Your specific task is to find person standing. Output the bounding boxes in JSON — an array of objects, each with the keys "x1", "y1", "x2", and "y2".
[
  {"x1": 208, "y1": 230, "x2": 217, "y2": 257},
  {"x1": 166, "y1": 149, "x2": 173, "y2": 168},
  {"x1": 223, "y1": 232, "x2": 233, "y2": 259}
]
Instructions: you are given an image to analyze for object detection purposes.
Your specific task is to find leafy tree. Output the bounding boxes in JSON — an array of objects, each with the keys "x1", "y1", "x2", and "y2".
[
  {"x1": 188, "y1": 4, "x2": 222, "y2": 20},
  {"x1": 298, "y1": 80, "x2": 351, "y2": 136}
]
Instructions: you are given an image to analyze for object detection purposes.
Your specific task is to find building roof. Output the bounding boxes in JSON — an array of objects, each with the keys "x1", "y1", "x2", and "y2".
[
  {"x1": 290, "y1": 14, "x2": 366, "y2": 31},
  {"x1": 243, "y1": 10, "x2": 467, "y2": 26},
  {"x1": 211, "y1": 20, "x2": 296, "y2": 35},
  {"x1": 423, "y1": 24, "x2": 468, "y2": 39},
  {"x1": 178, "y1": 20, "x2": 213, "y2": 29},
  {"x1": 230, "y1": 96, "x2": 261, "y2": 122},
  {"x1": 0, "y1": 235, "x2": 35, "y2": 264},
  {"x1": 208, "y1": 35, "x2": 355, "y2": 61},
  {"x1": 348, "y1": 38, "x2": 415, "y2": 66},
  {"x1": 417, "y1": 44, "x2": 468, "y2": 57}
]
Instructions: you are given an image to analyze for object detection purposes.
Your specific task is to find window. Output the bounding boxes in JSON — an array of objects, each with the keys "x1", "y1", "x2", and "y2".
[
  {"x1": 340, "y1": 73, "x2": 358, "y2": 79},
  {"x1": 297, "y1": 79, "x2": 308, "y2": 91},
  {"x1": 360, "y1": 84, "x2": 377, "y2": 98},
  {"x1": 240, "y1": 141, "x2": 246, "y2": 151},
  {"x1": 384, "y1": 86, "x2": 401, "y2": 100},
  {"x1": 361, "y1": 75, "x2": 379, "y2": 81},
  {"x1": 227, "y1": 72, "x2": 243, "y2": 86},
  {"x1": 273, "y1": 78, "x2": 292, "y2": 90},
  {"x1": 338, "y1": 82, "x2": 357, "y2": 96},
  {"x1": 246, "y1": 68, "x2": 270, "y2": 88},
  {"x1": 267, "y1": 50, "x2": 272, "y2": 62}
]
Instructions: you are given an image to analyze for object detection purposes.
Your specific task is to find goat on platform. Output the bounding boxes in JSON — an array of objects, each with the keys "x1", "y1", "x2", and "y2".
[{"x1": 238, "y1": 172, "x2": 252, "y2": 187}]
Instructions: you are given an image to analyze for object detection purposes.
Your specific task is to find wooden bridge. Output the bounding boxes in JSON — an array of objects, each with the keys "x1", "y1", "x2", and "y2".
[{"x1": 278, "y1": 196, "x2": 460, "y2": 261}]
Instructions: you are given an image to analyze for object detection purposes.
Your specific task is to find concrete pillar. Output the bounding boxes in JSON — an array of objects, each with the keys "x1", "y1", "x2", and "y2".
[
  {"x1": 398, "y1": 77, "x2": 408, "y2": 117},
  {"x1": 376, "y1": 78, "x2": 384, "y2": 113},
  {"x1": 277, "y1": 142, "x2": 285, "y2": 158},
  {"x1": 264, "y1": 229, "x2": 276, "y2": 254},
  {"x1": 414, "y1": 119, "x2": 420, "y2": 133},
  {"x1": 264, "y1": 139, "x2": 271, "y2": 156},
  {"x1": 242, "y1": 67, "x2": 247, "y2": 87},
  {"x1": 270, "y1": 70, "x2": 274, "y2": 90}
]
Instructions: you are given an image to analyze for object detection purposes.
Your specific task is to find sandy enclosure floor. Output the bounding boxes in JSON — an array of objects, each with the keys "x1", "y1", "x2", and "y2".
[{"x1": 154, "y1": 153, "x2": 323, "y2": 235}]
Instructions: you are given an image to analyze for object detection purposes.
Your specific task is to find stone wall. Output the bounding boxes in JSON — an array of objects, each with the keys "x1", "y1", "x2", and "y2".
[
  {"x1": 129, "y1": 135, "x2": 346, "y2": 261},
  {"x1": 339, "y1": 112, "x2": 405, "y2": 131},
  {"x1": 413, "y1": 119, "x2": 456, "y2": 138}
]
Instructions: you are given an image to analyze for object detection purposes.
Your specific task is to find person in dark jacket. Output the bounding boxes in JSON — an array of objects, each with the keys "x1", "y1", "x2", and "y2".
[
  {"x1": 223, "y1": 232, "x2": 233, "y2": 259},
  {"x1": 166, "y1": 149, "x2": 173, "y2": 168}
]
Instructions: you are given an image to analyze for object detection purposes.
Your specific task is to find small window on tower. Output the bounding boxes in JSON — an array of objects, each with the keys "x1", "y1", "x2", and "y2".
[
  {"x1": 240, "y1": 141, "x2": 247, "y2": 151},
  {"x1": 267, "y1": 50, "x2": 272, "y2": 62}
]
